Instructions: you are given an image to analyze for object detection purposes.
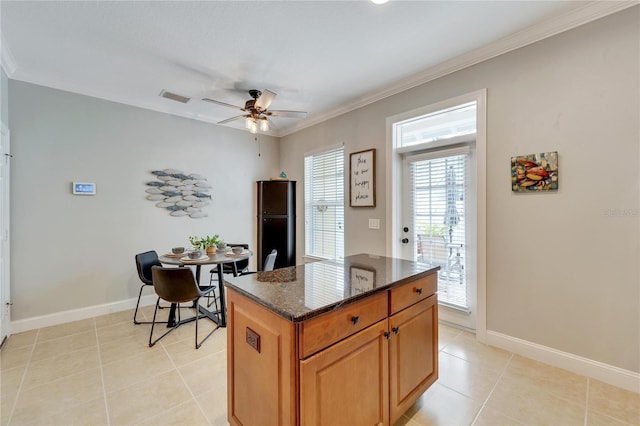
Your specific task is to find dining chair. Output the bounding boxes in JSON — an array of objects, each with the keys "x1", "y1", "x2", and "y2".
[
  {"x1": 207, "y1": 243, "x2": 249, "y2": 308},
  {"x1": 149, "y1": 266, "x2": 218, "y2": 349},
  {"x1": 134, "y1": 250, "x2": 163, "y2": 325},
  {"x1": 263, "y1": 249, "x2": 277, "y2": 272},
  {"x1": 209, "y1": 243, "x2": 249, "y2": 281},
  {"x1": 239, "y1": 249, "x2": 278, "y2": 276}
]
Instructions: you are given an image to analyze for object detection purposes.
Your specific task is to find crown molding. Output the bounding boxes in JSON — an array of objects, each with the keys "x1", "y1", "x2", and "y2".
[{"x1": 279, "y1": 0, "x2": 639, "y2": 137}]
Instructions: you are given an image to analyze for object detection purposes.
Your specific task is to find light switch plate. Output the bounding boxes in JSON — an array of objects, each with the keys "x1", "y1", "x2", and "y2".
[{"x1": 368, "y1": 219, "x2": 380, "y2": 229}]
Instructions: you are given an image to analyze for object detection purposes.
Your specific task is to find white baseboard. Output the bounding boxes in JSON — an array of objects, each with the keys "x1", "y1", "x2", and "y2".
[
  {"x1": 9, "y1": 294, "x2": 158, "y2": 334},
  {"x1": 486, "y1": 330, "x2": 640, "y2": 394}
]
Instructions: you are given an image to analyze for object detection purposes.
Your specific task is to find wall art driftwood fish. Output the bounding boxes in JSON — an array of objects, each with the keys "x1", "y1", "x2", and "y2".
[{"x1": 146, "y1": 169, "x2": 212, "y2": 218}]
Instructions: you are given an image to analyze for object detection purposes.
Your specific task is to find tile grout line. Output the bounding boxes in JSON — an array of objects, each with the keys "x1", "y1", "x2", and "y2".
[
  {"x1": 94, "y1": 317, "x2": 112, "y2": 426},
  {"x1": 160, "y1": 337, "x2": 213, "y2": 425},
  {"x1": 469, "y1": 351, "x2": 515, "y2": 426},
  {"x1": 6, "y1": 328, "x2": 40, "y2": 426}
]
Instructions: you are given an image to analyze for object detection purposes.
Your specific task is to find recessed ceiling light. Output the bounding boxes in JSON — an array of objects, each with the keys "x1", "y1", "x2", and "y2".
[{"x1": 371, "y1": 0, "x2": 389, "y2": 4}]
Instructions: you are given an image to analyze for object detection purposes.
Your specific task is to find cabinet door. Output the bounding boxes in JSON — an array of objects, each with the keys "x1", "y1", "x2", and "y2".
[
  {"x1": 300, "y1": 319, "x2": 389, "y2": 426},
  {"x1": 388, "y1": 295, "x2": 438, "y2": 424}
]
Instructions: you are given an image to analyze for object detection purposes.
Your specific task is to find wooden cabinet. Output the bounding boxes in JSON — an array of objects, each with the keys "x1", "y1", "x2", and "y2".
[
  {"x1": 388, "y1": 295, "x2": 438, "y2": 424},
  {"x1": 300, "y1": 320, "x2": 389, "y2": 426},
  {"x1": 227, "y1": 272, "x2": 438, "y2": 426},
  {"x1": 299, "y1": 291, "x2": 387, "y2": 359},
  {"x1": 226, "y1": 290, "x2": 297, "y2": 426}
]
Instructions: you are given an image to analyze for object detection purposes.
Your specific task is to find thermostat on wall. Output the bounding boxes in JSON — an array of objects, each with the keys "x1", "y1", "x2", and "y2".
[{"x1": 72, "y1": 182, "x2": 96, "y2": 195}]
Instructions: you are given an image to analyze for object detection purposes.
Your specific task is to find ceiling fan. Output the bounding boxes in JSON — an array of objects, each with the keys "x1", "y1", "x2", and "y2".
[{"x1": 202, "y1": 89, "x2": 307, "y2": 134}]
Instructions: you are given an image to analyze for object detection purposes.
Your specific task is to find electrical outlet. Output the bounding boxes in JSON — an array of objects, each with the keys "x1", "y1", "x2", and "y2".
[{"x1": 246, "y1": 327, "x2": 261, "y2": 353}]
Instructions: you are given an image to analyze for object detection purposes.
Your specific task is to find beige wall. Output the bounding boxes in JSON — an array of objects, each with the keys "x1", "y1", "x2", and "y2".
[
  {"x1": 281, "y1": 7, "x2": 639, "y2": 372},
  {"x1": 9, "y1": 81, "x2": 280, "y2": 320},
  {"x1": 1, "y1": 68, "x2": 7, "y2": 124}
]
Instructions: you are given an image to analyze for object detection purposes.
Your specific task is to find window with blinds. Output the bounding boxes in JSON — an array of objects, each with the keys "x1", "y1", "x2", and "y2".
[
  {"x1": 408, "y1": 150, "x2": 468, "y2": 309},
  {"x1": 304, "y1": 146, "x2": 345, "y2": 259}
]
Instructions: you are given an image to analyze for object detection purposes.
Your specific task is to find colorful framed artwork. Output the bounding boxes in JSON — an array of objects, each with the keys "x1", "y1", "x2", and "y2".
[
  {"x1": 350, "y1": 148, "x2": 376, "y2": 207},
  {"x1": 511, "y1": 151, "x2": 558, "y2": 192}
]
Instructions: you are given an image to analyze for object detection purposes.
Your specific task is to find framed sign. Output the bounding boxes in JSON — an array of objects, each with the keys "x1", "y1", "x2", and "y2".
[{"x1": 350, "y1": 148, "x2": 376, "y2": 207}]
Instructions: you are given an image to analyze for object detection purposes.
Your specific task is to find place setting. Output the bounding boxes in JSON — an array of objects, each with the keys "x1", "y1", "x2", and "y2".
[{"x1": 225, "y1": 246, "x2": 249, "y2": 257}]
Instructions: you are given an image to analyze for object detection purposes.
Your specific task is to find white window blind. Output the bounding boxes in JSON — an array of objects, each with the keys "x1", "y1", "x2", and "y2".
[
  {"x1": 304, "y1": 146, "x2": 345, "y2": 259},
  {"x1": 408, "y1": 150, "x2": 468, "y2": 309}
]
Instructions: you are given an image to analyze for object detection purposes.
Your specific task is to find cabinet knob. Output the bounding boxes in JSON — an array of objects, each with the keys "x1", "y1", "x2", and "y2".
[
  {"x1": 392, "y1": 326, "x2": 399, "y2": 335},
  {"x1": 384, "y1": 331, "x2": 391, "y2": 340},
  {"x1": 351, "y1": 315, "x2": 360, "y2": 325},
  {"x1": 414, "y1": 287, "x2": 423, "y2": 295}
]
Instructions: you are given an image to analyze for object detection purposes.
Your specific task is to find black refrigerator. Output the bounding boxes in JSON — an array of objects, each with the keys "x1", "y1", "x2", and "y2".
[{"x1": 257, "y1": 180, "x2": 296, "y2": 270}]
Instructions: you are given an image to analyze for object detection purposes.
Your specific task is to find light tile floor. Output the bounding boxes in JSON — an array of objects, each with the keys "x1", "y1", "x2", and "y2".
[{"x1": 1, "y1": 307, "x2": 639, "y2": 426}]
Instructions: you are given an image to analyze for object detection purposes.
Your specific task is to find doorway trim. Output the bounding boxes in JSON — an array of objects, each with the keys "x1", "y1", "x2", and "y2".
[
  {"x1": 385, "y1": 89, "x2": 487, "y2": 342},
  {"x1": 0, "y1": 121, "x2": 11, "y2": 346}
]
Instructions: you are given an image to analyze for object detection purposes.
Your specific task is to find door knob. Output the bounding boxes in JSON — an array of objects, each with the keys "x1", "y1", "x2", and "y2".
[{"x1": 401, "y1": 238, "x2": 409, "y2": 244}]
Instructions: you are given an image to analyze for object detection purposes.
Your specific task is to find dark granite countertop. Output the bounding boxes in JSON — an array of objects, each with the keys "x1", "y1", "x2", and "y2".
[{"x1": 224, "y1": 253, "x2": 439, "y2": 322}]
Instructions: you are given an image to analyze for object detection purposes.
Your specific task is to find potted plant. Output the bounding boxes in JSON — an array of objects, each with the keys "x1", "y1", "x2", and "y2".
[
  {"x1": 190, "y1": 234, "x2": 223, "y2": 255},
  {"x1": 203, "y1": 234, "x2": 222, "y2": 255}
]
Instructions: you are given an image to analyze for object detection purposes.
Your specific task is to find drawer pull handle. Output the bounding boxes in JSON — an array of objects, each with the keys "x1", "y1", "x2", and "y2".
[
  {"x1": 351, "y1": 315, "x2": 360, "y2": 325},
  {"x1": 414, "y1": 287, "x2": 423, "y2": 295},
  {"x1": 384, "y1": 331, "x2": 391, "y2": 340},
  {"x1": 392, "y1": 326, "x2": 400, "y2": 335}
]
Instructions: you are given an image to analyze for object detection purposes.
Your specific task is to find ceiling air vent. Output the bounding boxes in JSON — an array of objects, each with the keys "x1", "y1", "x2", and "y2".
[{"x1": 159, "y1": 90, "x2": 190, "y2": 103}]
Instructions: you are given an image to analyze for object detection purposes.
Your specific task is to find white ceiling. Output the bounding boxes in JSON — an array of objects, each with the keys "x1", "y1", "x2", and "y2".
[{"x1": 0, "y1": 1, "x2": 634, "y2": 136}]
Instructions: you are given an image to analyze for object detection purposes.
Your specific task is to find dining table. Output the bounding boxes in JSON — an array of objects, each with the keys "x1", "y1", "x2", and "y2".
[{"x1": 158, "y1": 249, "x2": 252, "y2": 327}]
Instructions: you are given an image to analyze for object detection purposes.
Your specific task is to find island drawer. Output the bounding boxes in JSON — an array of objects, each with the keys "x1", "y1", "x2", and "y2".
[
  {"x1": 389, "y1": 274, "x2": 437, "y2": 315},
  {"x1": 299, "y1": 291, "x2": 388, "y2": 359}
]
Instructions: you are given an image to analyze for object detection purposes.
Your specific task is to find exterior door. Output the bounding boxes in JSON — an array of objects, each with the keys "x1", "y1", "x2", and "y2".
[
  {"x1": 389, "y1": 90, "x2": 487, "y2": 337},
  {"x1": 0, "y1": 123, "x2": 10, "y2": 345},
  {"x1": 402, "y1": 150, "x2": 474, "y2": 321}
]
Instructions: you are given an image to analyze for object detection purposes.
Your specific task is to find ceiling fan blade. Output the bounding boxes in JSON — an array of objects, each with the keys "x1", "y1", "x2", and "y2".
[
  {"x1": 254, "y1": 89, "x2": 277, "y2": 110},
  {"x1": 218, "y1": 115, "x2": 247, "y2": 124},
  {"x1": 202, "y1": 98, "x2": 246, "y2": 112},
  {"x1": 266, "y1": 117, "x2": 279, "y2": 131},
  {"x1": 267, "y1": 109, "x2": 308, "y2": 119}
]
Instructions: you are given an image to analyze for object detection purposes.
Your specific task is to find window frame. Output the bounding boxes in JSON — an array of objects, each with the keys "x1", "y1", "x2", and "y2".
[{"x1": 304, "y1": 144, "x2": 345, "y2": 261}]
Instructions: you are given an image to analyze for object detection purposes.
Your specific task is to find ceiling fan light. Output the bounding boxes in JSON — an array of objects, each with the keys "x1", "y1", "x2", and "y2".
[
  {"x1": 260, "y1": 118, "x2": 269, "y2": 132},
  {"x1": 247, "y1": 118, "x2": 258, "y2": 134}
]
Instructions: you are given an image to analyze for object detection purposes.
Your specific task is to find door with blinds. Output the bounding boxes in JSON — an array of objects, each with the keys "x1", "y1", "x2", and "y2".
[{"x1": 403, "y1": 147, "x2": 473, "y2": 322}]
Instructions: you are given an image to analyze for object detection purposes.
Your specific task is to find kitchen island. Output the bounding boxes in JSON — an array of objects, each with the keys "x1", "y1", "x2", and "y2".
[{"x1": 224, "y1": 253, "x2": 439, "y2": 426}]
